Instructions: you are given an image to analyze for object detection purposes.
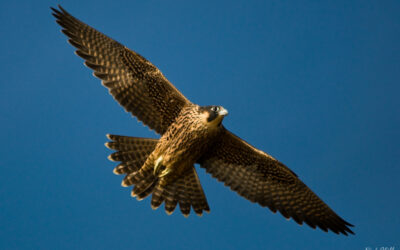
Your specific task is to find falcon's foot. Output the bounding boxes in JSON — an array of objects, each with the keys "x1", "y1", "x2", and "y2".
[{"x1": 153, "y1": 156, "x2": 172, "y2": 178}]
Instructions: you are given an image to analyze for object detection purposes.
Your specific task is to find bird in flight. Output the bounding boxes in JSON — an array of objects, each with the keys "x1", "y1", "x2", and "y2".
[{"x1": 52, "y1": 5, "x2": 354, "y2": 235}]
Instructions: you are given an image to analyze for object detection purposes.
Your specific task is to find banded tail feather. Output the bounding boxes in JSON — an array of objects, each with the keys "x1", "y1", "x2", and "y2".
[
  {"x1": 150, "y1": 166, "x2": 210, "y2": 217},
  {"x1": 105, "y1": 134, "x2": 158, "y2": 175},
  {"x1": 106, "y1": 134, "x2": 158, "y2": 200},
  {"x1": 106, "y1": 134, "x2": 210, "y2": 217}
]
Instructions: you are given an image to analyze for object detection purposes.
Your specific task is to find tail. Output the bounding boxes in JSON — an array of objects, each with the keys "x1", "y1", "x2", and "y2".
[
  {"x1": 105, "y1": 134, "x2": 158, "y2": 175},
  {"x1": 152, "y1": 166, "x2": 210, "y2": 217},
  {"x1": 106, "y1": 134, "x2": 210, "y2": 216}
]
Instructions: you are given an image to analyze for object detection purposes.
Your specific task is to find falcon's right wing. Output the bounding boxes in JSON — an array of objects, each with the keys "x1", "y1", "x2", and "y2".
[{"x1": 199, "y1": 128, "x2": 354, "y2": 235}]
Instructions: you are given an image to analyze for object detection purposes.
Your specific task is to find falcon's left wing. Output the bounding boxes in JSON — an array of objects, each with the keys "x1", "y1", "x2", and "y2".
[
  {"x1": 52, "y1": 6, "x2": 190, "y2": 135},
  {"x1": 198, "y1": 128, "x2": 354, "y2": 235}
]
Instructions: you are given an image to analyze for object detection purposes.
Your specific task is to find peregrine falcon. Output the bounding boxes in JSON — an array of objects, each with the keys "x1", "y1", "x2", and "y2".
[{"x1": 51, "y1": 5, "x2": 354, "y2": 235}]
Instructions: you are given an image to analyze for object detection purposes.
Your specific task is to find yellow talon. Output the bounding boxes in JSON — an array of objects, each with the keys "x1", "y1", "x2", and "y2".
[
  {"x1": 158, "y1": 167, "x2": 172, "y2": 178},
  {"x1": 153, "y1": 156, "x2": 163, "y2": 176},
  {"x1": 153, "y1": 155, "x2": 172, "y2": 177}
]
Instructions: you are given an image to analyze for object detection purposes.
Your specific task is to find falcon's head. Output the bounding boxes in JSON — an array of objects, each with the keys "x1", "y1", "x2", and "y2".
[{"x1": 200, "y1": 105, "x2": 228, "y2": 127}]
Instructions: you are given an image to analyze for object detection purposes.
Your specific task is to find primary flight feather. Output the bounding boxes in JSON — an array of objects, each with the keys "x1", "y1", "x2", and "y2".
[{"x1": 52, "y1": 5, "x2": 354, "y2": 235}]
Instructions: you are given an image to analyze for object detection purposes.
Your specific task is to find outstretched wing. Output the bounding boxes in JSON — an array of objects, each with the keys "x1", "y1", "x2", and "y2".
[
  {"x1": 52, "y1": 6, "x2": 190, "y2": 135},
  {"x1": 198, "y1": 128, "x2": 354, "y2": 235}
]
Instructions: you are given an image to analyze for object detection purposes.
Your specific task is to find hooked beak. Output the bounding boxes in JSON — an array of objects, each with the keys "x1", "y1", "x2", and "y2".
[{"x1": 218, "y1": 107, "x2": 228, "y2": 116}]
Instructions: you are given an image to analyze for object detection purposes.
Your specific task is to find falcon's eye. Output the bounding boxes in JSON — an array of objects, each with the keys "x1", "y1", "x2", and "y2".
[{"x1": 211, "y1": 106, "x2": 220, "y2": 112}]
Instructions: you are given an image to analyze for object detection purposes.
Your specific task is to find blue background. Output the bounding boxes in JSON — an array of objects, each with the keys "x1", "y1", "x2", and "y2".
[{"x1": 1, "y1": 1, "x2": 399, "y2": 249}]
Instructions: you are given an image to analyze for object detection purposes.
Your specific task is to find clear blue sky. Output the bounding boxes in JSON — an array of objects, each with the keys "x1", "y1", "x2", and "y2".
[{"x1": 1, "y1": 1, "x2": 399, "y2": 249}]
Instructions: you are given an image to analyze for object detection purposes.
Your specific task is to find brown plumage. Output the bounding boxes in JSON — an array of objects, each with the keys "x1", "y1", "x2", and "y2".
[{"x1": 52, "y1": 5, "x2": 354, "y2": 235}]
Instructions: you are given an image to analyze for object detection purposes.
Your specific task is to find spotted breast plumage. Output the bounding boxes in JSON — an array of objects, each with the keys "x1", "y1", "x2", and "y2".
[{"x1": 52, "y1": 5, "x2": 354, "y2": 235}]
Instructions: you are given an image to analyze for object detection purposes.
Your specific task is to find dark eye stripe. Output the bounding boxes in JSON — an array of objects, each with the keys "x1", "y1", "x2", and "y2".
[{"x1": 207, "y1": 111, "x2": 218, "y2": 122}]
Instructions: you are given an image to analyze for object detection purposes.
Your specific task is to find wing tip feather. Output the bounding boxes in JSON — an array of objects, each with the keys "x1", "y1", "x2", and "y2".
[{"x1": 112, "y1": 168, "x2": 121, "y2": 175}]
